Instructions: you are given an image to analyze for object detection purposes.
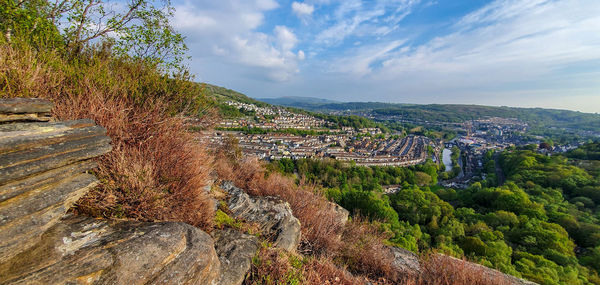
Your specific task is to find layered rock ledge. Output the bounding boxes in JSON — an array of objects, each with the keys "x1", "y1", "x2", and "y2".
[
  {"x1": 0, "y1": 99, "x2": 112, "y2": 264},
  {"x1": 0, "y1": 215, "x2": 221, "y2": 285},
  {"x1": 221, "y1": 181, "x2": 301, "y2": 252}
]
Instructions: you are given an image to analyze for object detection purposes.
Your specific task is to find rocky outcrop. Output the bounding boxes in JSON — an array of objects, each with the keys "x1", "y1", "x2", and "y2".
[
  {"x1": 0, "y1": 98, "x2": 222, "y2": 285},
  {"x1": 0, "y1": 215, "x2": 221, "y2": 285},
  {"x1": 213, "y1": 228, "x2": 259, "y2": 285},
  {"x1": 385, "y1": 247, "x2": 536, "y2": 284},
  {"x1": 327, "y1": 201, "x2": 349, "y2": 225},
  {"x1": 388, "y1": 246, "x2": 421, "y2": 274},
  {"x1": 221, "y1": 182, "x2": 301, "y2": 252},
  {"x1": 0, "y1": 99, "x2": 112, "y2": 264},
  {"x1": 0, "y1": 98, "x2": 53, "y2": 123}
]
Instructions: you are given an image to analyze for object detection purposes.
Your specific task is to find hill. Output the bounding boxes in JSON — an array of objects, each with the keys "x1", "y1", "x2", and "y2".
[
  {"x1": 259, "y1": 96, "x2": 339, "y2": 109},
  {"x1": 201, "y1": 83, "x2": 268, "y2": 106},
  {"x1": 263, "y1": 99, "x2": 600, "y2": 134}
]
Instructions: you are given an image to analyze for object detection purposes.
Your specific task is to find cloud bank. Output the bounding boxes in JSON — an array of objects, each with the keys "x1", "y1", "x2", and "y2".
[{"x1": 171, "y1": 0, "x2": 600, "y2": 112}]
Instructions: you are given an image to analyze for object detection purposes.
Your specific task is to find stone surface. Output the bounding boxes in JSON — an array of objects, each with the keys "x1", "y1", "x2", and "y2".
[
  {"x1": 0, "y1": 104, "x2": 112, "y2": 264},
  {"x1": 0, "y1": 173, "x2": 99, "y2": 264},
  {"x1": 0, "y1": 121, "x2": 112, "y2": 184},
  {"x1": 213, "y1": 228, "x2": 259, "y2": 285},
  {"x1": 0, "y1": 113, "x2": 52, "y2": 122},
  {"x1": 388, "y1": 246, "x2": 421, "y2": 274},
  {"x1": 0, "y1": 98, "x2": 53, "y2": 123},
  {"x1": 221, "y1": 182, "x2": 301, "y2": 252},
  {"x1": 0, "y1": 98, "x2": 53, "y2": 114},
  {"x1": 327, "y1": 201, "x2": 349, "y2": 225},
  {"x1": 0, "y1": 215, "x2": 221, "y2": 285}
]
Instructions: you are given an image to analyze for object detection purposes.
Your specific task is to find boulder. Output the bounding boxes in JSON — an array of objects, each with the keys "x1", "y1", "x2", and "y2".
[
  {"x1": 0, "y1": 215, "x2": 221, "y2": 285},
  {"x1": 327, "y1": 201, "x2": 349, "y2": 225},
  {"x1": 213, "y1": 228, "x2": 259, "y2": 285},
  {"x1": 0, "y1": 115, "x2": 111, "y2": 263},
  {"x1": 221, "y1": 182, "x2": 301, "y2": 252},
  {"x1": 387, "y1": 246, "x2": 421, "y2": 274}
]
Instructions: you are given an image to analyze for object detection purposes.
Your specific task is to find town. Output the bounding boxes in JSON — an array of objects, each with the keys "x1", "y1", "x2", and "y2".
[
  {"x1": 209, "y1": 101, "x2": 580, "y2": 184},
  {"x1": 210, "y1": 101, "x2": 438, "y2": 166}
]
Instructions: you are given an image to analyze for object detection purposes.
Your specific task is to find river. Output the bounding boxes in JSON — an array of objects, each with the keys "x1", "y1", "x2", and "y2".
[{"x1": 442, "y1": 148, "x2": 452, "y2": 172}]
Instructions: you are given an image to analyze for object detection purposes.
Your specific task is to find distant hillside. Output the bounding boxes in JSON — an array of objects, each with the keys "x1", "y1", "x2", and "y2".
[
  {"x1": 201, "y1": 85, "x2": 388, "y2": 130},
  {"x1": 269, "y1": 100, "x2": 600, "y2": 133},
  {"x1": 201, "y1": 83, "x2": 268, "y2": 107},
  {"x1": 201, "y1": 86, "x2": 600, "y2": 136},
  {"x1": 258, "y1": 96, "x2": 338, "y2": 108}
]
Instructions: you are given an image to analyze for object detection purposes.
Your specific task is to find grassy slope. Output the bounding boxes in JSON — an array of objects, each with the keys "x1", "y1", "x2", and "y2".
[{"x1": 201, "y1": 83, "x2": 268, "y2": 106}]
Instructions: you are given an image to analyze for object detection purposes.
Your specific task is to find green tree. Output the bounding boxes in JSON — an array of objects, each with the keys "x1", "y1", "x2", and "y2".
[{"x1": 1, "y1": 0, "x2": 186, "y2": 69}]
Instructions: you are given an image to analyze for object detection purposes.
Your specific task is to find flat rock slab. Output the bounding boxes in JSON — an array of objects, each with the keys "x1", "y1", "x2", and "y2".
[
  {"x1": 0, "y1": 215, "x2": 221, "y2": 285},
  {"x1": 0, "y1": 118, "x2": 111, "y2": 263},
  {"x1": 221, "y1": 182, "x2": 301, "y2": 252},
  {"x1": 0, "y1": 119, "x2": 112, "y2": 185},
  {"x1": 0, "y1": 172, "x2": 99, "y2": 264},
  {"x1": 0, "y1": 98, "x2": 53, "y2": 114},
  {"x1": 0, "y1": 98, "x2": 53, "y2": 123},
  {"x1": 212, "y1": 228, "x2": 259, "y2": 285}
]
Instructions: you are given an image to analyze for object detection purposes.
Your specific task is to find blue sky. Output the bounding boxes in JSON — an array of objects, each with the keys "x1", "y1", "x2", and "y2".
[{"x1": 171, "y1": 0, "x2": 600, "y2": 113}]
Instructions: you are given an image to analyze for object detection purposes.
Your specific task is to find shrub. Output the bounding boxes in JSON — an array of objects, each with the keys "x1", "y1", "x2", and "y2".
[
  {"x1": 245, "y1": 247, "x2": 362, "y2": 285},
  {"x1": 413, "y1": 253, "x2": 513, "y2": 285},
  {"x1": 215, "y1": 156, "x2": 346, "y2": 254},
  {"x1": 0, "y1": 42, "x2": 216, "y2": 230},
  {"x1": 337, "y1": 218, "x2": 403, "y2": 284}
]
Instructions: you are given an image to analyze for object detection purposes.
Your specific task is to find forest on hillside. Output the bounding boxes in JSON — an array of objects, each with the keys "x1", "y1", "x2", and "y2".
[
  {"x1": 264, "y1": 99, "x2": 600, "y2": 134},
  {"x1": 269, "y1": 143, "x2": 600, "y2": 284}
]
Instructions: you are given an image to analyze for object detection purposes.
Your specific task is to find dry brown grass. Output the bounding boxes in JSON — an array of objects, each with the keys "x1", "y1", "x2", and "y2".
[
  {"x1": 215, "y1": 156, "x2": 520, "y2": 285},
  {"x1": 215, "y1": 156, "x2": 346, "y2": 254},
  {"x1": 245, "y1": 247, "x2": 363, "y2": 285},
  {"x1": 215, "y1": 157, "x2": 405, "y2": 283},
  {"x1": 407, "y1": 253, "x2": 514, "y2": 285},
  {"x1": 1, "y1": 42, "x2": 216, "y2": 229},
  {"x1": 60, "y1": 95, "x2": 215, "y2": 228},
  {"x1": 338, "y1": 218, "x2": 403, "y2": 284}
]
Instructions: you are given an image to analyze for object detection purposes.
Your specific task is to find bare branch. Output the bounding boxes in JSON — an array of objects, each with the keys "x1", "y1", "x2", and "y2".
[
  {"x1": 49, "y1": 0, "x2": 71, "y2": 23},
  {"x1": 78, "y1": 0, "x2": 143, "y2": 44},
  {"x1": 72, "y1": 0, "x2": 96, "y2": 46}
]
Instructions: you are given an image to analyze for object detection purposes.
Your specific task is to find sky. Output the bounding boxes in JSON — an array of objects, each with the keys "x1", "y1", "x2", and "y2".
[{"x1": 171, "y1": 0, "x2": 600, "y2": 113}]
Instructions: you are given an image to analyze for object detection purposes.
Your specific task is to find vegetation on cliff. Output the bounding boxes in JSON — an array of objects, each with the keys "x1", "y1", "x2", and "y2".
[
  {"x1": 5, "y1": 1, "x2": 598, "y2": 284},
  {"x1": 1, "y1": 0, "x2": 216, "y2": 228},
  {"x1": 267, "y1": 144, "x2": 600, "y2": 284}
]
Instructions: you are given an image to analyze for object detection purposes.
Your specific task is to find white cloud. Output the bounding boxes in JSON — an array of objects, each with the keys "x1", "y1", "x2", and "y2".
[
  {"x1": 169, "y1": 0, "x2": 600, "y2": 112},
  {"x1": 376, "y1": 0, "x2": 600, "y2": 78},
  {"x1": 172, "y1": 0, "x2": 300, "y2": 82},
  {"x1": 318, "y1": 0, "x2": 600, "y2": 111},
  {"x1": 275, "y1": 26, "x2": 298, "y2": 51},
  {"x1": 331, "y1": 40, "x2": 405, "y2": 76},
  {"x1": 315, "y1": 0, "x2": 419, "y2": 46},
  {"x1": 292, "y1": 2, "x2": 315, "y2": 17}
]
